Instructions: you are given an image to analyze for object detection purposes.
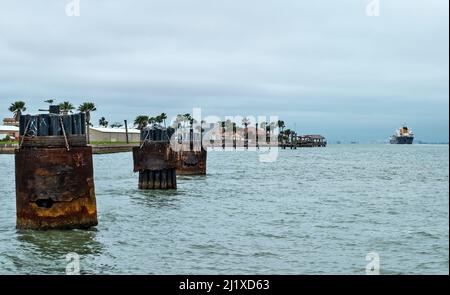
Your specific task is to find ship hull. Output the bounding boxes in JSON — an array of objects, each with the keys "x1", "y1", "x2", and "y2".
[{"x1": 390, "y1": 136, "x2": 414, "y2": 144}]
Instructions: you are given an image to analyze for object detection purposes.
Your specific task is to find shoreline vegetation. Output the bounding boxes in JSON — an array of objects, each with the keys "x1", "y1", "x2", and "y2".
[
  {"x1": 2, "y1": 100, "x2": 448, "y2": 149},
  {"x1": 1, "y1": 140, "x2": 448, "y2": 149},
  {"x1": 3, "y1": 99, "x2": 328, "y2": 148}
]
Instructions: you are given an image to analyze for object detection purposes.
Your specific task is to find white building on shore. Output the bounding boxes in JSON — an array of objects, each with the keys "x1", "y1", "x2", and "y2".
[
  {"x1": 0, "y1": 125, "x2": 19, "y2": 140},
  {"x1": 89, "y1": 127, "x2": 140, "y2": 143}
]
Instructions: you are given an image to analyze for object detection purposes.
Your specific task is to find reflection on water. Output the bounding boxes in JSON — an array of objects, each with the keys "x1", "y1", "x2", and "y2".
[
  {"x1": 17, "y1": 229, "x2": 102, "y2": 256},
  {"x1": 131, "y1": 189, "x2": 181, "y2": 209},
  {"x1": 8, "y1": 229, "x2": 103, "y2": 274}
]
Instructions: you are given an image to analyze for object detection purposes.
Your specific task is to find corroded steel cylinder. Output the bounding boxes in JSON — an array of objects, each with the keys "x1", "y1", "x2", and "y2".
[
  {"x1": 173, "y1": 148, "x2": 207, "y2": 175},
  {"x1": 15, "y1": 111, "x2": 97, "y2": 230},
  {"x1": 133, "y1": 125, "x2": 177, "y2": 189}
]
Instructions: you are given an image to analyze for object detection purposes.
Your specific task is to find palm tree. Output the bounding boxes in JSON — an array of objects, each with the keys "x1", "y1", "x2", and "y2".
[
  {"x1": 242, "y1": 117, "x2": 250, "y2": 148},
  {"x1": 110, "y1": 122, "x2": 123, "y2": 128},
  {"x1": 255, "y1": 122, "x2": 260, "y2": 148},
  {"x1": 199, "y1": 120, "x2": 206, "y2": 140},
  {"x1": 78, "y1": 102, "x2": 97, "y2": 144},
  {"x1": 8, "y1": 101, "x2": 26, "y2": 121},
  {"x1": 262, "y1": 121, "x2": 273, "y2": 143},
  {"x1": 59, "y1": 101, "x2": 75, "y2": 114},
  {"x1": 242, "y1": 117, "x2": 250, "y2": 128},
  {"x1": 269, "y1": 121, "x2": 277, "y2": 131},
  {"x1": 44, "y1": 99, "x2": 54, "y2": 105},
  {"x1": 277, "y1": 120, "x2": 285, "y2": 132},
  {"x1": 174, "y1": 114, "x2": 184, "y2": 128},
  {"x1": 154, "y1": 115, "x2": 163, "y2": 125},
  {"x1": 159, "y1": 113, "x2": 168, "y2": 127},
  {"x1": 224, "y1": 119, "x2": 233, "y2": 129},
  {"x1": 99, "y1": 117, "x2": 108, "y2": 127},
  {"x1": 260, "y1": 121, "x2": 267, "y2": 130},
  {"x1": 134, "y1": 115, "x2": 149, "y2": 130},
  {"x1": 290, "y1": 130, "x2": 297, "y2": 144},
  {"x1": 282, "y1": 129, "x2": 292, "y2": 143},
  {"x1": 183, "y1": 114, "x2": 192, "y2": 128}
]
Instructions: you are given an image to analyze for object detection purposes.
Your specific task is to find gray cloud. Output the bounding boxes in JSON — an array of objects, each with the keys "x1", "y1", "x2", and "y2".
[{"x1": 0, "y1": 0, "x2": 448, "y2": 142}]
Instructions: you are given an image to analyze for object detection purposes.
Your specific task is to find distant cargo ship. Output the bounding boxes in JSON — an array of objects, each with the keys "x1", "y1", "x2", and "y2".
[{"x1": 390, "y1": 126, "x2": 414, "y2": 144}]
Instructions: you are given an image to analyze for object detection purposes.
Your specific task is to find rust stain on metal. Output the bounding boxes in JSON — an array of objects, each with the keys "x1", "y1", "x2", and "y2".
[
  {"x1": 172, "y1": 149, "x2": 207, "y2": 175},
  {"x1": 20, "y1": 135, "x2": 87, "y2": 148},
  {"x1": 133, "y1": 142, "x2": 177, "y2": 172},
  {"x1": 15, "y1": 146, "x2": 98, "y2": 230},
  {"x1": 133, "y1": 141, "x2": 177, "y2": 189}
]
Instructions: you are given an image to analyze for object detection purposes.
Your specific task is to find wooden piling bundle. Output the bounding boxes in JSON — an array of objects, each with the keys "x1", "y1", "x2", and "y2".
[
  {"x1": 15, "y1": 110, "x2": 97, "y2": 230},
  {"x1": 138, "y1": 168, "x2": 177, "y2": 189},
  {"x1": 133, "y1": 125, "x2": 177, "y2": 189}
]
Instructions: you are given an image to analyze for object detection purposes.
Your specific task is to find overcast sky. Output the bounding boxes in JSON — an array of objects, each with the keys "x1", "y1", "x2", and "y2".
[{"x1": 0, "y1": 0, "x2": 448, "y2": 142}]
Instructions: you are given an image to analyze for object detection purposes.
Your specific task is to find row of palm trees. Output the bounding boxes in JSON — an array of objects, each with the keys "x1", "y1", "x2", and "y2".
[
  {"x1": 132, "y1": 114, "x2": 290, "y2": 134},
  {"x1": 8, "y1": 102, "x2": 298, "y2": 145},
  {"x1": 8, "y1": 102, "x2": 292, "y2": 134},
  {"x1": 7, "y1": 101, "x2": 26, "y2": 121},
  {"x1": 8, "y1": 100, "x2": 96, "y2": 118},
  {"x1": 226, "y1": 119, "x2": 294, "y2": 143},
  {"x1": 133, "y1": 113, "x2": 168, "y2": 130},
  {"x1": 175, "y1": 114, "x2": 196, "y2": 128},
  {"x1": 222, "y1": 118, "x2": 285, "y2": 131},
  {"x1": 8, "y1": 100, "x2": 97, "y2": 143}
]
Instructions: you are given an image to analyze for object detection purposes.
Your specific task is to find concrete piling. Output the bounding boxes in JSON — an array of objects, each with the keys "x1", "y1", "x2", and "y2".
[{"x1": 15, "y1": 109, "x2": 98, "y2": 230}]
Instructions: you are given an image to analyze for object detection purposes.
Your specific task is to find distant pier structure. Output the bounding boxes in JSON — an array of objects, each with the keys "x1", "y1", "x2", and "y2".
[
  {"x1": 281, "y1": 135, "x2": 327, "y2": 149},
  {"x1": 15, "y1": 106, "x2": 98, "y2": 230},
  {"x1": 201, "y1": 121, "x2": 326, "y2": 150},
  {"x1": 133, "y1": 125, "x2": 177, "y2": 189}
]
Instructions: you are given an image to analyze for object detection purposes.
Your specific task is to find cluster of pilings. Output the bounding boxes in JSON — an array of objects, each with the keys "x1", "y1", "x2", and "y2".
[
  {"x1": 133, "y1": 125, "x2": 177, "y2": 189},
  {"x1": 20, "y1": 113, "x2": 86, "y2": 137},
  {"x1": 15, "y1": 107, "x2": 97, "y2": 230}
]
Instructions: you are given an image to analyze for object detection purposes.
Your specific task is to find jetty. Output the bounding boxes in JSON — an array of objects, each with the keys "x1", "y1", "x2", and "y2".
[{"x1": 280, "y1": 135, "x2": 327, "y2": 149}]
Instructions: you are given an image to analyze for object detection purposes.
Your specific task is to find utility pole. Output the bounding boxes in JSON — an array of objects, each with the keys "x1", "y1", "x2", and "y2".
[{"x1": 124, "y1": 120, "x2": 129, "y2": 144}]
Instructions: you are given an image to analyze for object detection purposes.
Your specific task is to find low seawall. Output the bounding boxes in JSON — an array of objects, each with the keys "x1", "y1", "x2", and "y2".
[
  {"x1": 0, "y1": 144, "x2": 17, "y2": 154},
  {"x1": 91, "y1": 144, "x2": 139, "y2": 154},
  {"x1": 1, "y1": 144, "x2": 139, "y2": 155}
]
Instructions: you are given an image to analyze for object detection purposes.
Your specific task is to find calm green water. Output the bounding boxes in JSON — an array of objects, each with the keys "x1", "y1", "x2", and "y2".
[{"x1": 0, "y1": 145, "x2": 448, "y2": 274}]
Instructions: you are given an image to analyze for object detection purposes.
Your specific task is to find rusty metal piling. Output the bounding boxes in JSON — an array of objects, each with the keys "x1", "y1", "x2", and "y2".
[
  {"x1": 133, "y1": 125, "x2": 177, "y2": 189},
  {"x1": 171, "y1": 124, "x2": 207, "y2": 175},
  {"x1": 15, "y1": 109, "x2": 97, "y2": 230}
]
